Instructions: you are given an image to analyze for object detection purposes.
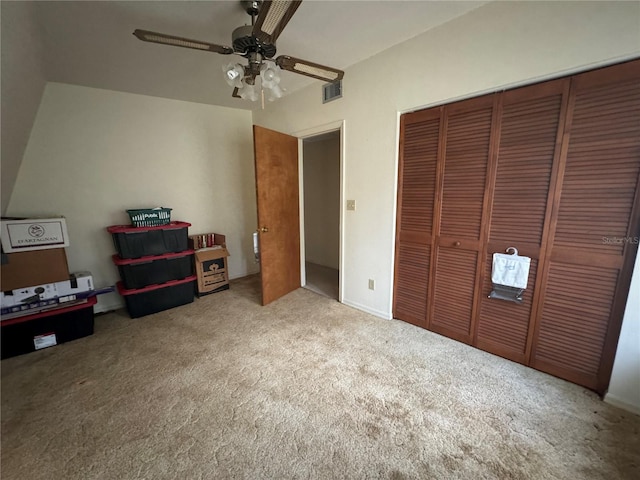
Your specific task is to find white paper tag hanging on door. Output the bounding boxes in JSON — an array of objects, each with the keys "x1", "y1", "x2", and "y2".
[{"x1": 492, "y1": 253, "x2": 531, "y2": 289}]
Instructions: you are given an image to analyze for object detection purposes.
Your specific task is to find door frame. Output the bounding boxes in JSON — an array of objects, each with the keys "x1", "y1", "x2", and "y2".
[{"x1": 294, "y1": 120, "x2": 346, "y2": 302}]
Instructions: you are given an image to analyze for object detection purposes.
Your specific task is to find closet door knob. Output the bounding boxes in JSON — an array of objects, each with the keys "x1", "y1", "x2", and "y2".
[{"x1": 454, "y1": 241, "x2": 461, "y2": 247}]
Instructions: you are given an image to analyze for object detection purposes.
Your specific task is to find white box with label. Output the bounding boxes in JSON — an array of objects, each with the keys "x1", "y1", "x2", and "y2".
[
  {"x1": 1, "y1": 217, "x2": 69, "y2": 253},
  {"x1": 1, "y1": 272, "x2": 94, "y2": 316},
  {"x1": 1, "y1": 283, "x2": 59, "y2": 309}
]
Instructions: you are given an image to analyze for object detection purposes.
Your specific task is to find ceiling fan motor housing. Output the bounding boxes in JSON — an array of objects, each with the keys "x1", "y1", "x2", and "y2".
[
  {"x1": 241, "y1": 0, "x2": 261, "y2": 16},
  {"x1": 232, "y1": 25, "x2": 276, "y2": 58}
]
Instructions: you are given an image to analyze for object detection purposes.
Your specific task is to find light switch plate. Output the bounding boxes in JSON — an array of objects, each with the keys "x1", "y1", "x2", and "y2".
[{"x1": 347, "y1": 200, "x2": 356, "y2": 211}]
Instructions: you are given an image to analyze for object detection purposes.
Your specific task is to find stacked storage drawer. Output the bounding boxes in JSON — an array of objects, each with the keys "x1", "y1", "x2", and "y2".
[{"x1": 107, "y1": 222, "x2": 196, "y2": 318}]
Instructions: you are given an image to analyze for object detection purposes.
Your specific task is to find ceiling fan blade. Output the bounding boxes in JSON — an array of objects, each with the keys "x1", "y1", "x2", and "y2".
[
  {"x1": 133, "y1": 29, "x2": 233, "y2": 55},
  {"x1": 276, "y1": 55, "x2": 344, "y2": 82},
  {"x1": 252, "y1": 1, "x2": 302, "y2": 44},
  {"x1": 232, "y1": 87, "x2": 241, "y2": 98}
]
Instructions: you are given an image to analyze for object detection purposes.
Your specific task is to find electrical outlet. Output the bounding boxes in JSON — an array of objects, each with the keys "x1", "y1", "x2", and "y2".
[
  {"x1": 368, "y1": 279, "x2": 375, "y2": 290},
  {"x1": 347, "y1": 200, "x2": 356, "y2": 211}
]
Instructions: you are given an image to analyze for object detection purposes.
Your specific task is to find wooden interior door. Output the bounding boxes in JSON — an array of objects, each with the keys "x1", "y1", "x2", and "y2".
[
  {"x1": 428, "y1": 96, "x2": 496, "y2": 344},
  {"x1": 253, "y1": 125, "x2": 301, "y2": 305},
  {"x1": 529, "y1": 61, "x2": 640, "y2": 392}
]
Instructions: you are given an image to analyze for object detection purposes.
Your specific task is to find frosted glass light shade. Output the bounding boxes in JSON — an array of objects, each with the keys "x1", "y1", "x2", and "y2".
[
  {"x1": 260, "y1": 63, "x2": 281, "y2": 89},
  {"x1": 239, "y1": 82, "x2": 259, "y2": 101},
  {"x1": 223, "y1": 63, "x2": 244, "y2": 88},
  {"x1": 267, "y1": 83, "x2": 283, "y2": 101}
]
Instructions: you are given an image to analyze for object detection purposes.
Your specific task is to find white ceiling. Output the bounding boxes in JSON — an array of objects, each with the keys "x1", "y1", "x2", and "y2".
[{"x1": 30, "y1": 1, "x2": 486, "y2": 110}]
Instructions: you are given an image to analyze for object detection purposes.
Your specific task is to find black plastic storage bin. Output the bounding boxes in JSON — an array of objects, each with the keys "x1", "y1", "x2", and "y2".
[
  {"x1": 117, "y1": 276, "x2": 196, "y2": 318},
  {"x1": 107, "y1": 221, "x2": 191, "y2": 259},
  {"x1": 1, "y1": 297, "x2": 96, "y2": 359},
  {"x1": 113, "y1": 250, "x2": 195, "y2": 289}
]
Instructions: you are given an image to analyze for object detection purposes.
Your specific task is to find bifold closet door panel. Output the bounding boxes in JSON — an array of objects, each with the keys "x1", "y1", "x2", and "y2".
[
  {"x1": 476, "y1": 80, "x2": 568, "y2": 363},
  {"x1": 431, "y1": 246, "x2": 479, "y2": 343},
  {"x1": 534, "y1": 262, "x2": 622, "y2": 390},
  {"x1": 531, "y1": 61, "x2": 640, "y2": 392},
  {"x1": 393, "y1": 109, "x2": 441, "y2": 327},
  {"x1": 429, "y1": 97, "x2": 495, "y2": 343},
  {"x1": 477, "y1": 255, "x2": 540, "y2": 363}
]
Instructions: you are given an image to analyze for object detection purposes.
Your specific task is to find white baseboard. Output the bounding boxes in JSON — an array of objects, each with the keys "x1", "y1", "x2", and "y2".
[
  {"x1": 604, "y1": 393, "x2": 640, "y2": 416},
  {"x1": 94, "y1": 299, "x2": 124, "y2": 314},
  {"x1": 93, "y1": 269, "x2": 259, "y2": 315},
  {"x1": 342, "y1": 299, "x2": 392, "y2": 320},
  {"x1": 229, "y1": 269, "x2": 259, "y2": 281}
]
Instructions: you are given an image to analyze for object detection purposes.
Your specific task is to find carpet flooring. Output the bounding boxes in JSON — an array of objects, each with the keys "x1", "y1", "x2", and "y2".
[
  {"x1": 1, "y1": 274, "x2": 639, "y2": 479},
  {"x1": 304, "y1": 262, "x2": 339, "y2": 300}
]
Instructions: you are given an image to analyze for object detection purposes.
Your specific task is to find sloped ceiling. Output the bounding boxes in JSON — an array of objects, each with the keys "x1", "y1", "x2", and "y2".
[
  {"x1": 1, "y1": 1, "x2": 47, "y2": 214},
  {"x1": 32, "y1": 0, "x2": 486, "y2": 109},
  {"x1": 1, "y1": 1, "x2": 486, "y2": 213}
]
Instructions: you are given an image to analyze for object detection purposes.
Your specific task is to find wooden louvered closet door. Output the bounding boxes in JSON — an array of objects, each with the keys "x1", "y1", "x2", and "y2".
[
  {"x1": 530, "y1": 61, "x2": 640, "y2": 391},
  {"x1": 428, "y1": 96, "x2": 496, "y2": 343},
  {"x1": 394, "y1": 59, "x2": 640, "y2": 394},
  {"x1": 475, "y1": 79, "x2": 569, "y2": 364},
  {"x1": 393, "y1": 108, "x2": 441, "y2": 327}
]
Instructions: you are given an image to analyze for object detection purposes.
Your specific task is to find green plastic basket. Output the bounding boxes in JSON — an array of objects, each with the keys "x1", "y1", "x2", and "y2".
[{"x1": 127, "y1": 208, "x2": 172, "y2": 227}]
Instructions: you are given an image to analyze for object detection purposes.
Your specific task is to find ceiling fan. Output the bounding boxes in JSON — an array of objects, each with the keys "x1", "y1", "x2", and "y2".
[{"x1": 133, "y1": 0, "x2": 344, "y2": 103}]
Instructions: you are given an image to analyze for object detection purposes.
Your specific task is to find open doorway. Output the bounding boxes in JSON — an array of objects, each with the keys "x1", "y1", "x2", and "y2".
[{"x1": 301, "y1": 131, "x2": 340, "y2": 300}]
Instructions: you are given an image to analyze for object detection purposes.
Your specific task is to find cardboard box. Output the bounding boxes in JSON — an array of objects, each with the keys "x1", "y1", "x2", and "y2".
[
  {"x1": 56, "y1": 272, "x2": 94, "y2": 298},
  {"x1": 194, "y1": 247, "x2": 230, "y2": 294},
  {"x1": 1, "y1": 283, "x2": 58, "y2": 308},
  {"x1": 189, "y1": 232, "x2": 226, "y2": 250},
  {"x1": 1, "y1": 248, "x2": 70, "y2": 291},
  {"x1": 1, "y1": 272, "x2": 95, "y2": 316},
  {"x1": 1, "y1": 217, "x2": 69, "y2": 253},
  {"x1": 189, "y1": 232, "x2": 230, "y2": 295}
]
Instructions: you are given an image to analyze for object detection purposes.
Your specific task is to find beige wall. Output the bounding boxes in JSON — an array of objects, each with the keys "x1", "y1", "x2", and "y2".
[
  {"x1": 8, "y1": 82, "x2": 258, "y2": 312},
  {"x1": 253, "y1": 1, "x2": 640, "y2": 407},
  {"x1": 303, "y1": 135, "x2": 340, "y2": 270},
  {"x1": 1, "y1": 1, "x2": 47, "y2": 214}
]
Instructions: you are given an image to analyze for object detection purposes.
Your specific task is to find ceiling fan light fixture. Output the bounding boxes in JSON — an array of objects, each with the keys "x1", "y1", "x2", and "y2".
[
  {"x1": 223, "y1": 63, "x2": 245, "y2": 88},
  {"x1": 260, "y1": 62, "x2": 281, "y2": 89},
  {"x1": 239, "y1": 82, "x2": 259, "y2": 102},
  {"x1": 133, "y1": 1, "x2": 344, "y2": 104},
  {"x1": 266, "y1": 83, "x2": 284, "y2": 102}
]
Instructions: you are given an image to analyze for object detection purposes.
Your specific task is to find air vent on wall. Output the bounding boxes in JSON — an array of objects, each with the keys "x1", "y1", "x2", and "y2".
[{"x1": 323, "y1": 80, "x2": 342, "y2": 103}]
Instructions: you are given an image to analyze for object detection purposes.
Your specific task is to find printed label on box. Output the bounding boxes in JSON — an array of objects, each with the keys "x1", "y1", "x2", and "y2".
[
  {"x1": 203, "y1": 273, "x2": 226, "y2": 285},
  {"x1": 1, "y1": 218, "x2": 69, "y2": 252},
  {"x1": 34, "y1": 333, "x2": 57, "y2": 350}
]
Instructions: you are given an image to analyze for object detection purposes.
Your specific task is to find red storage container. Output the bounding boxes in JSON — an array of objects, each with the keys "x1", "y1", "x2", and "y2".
[
  {"x1": 113, "y1": 250, "x2": 194, "y2": 290},
  {"x1": 1, "y1": 297, "x2": 96, "y2": 359},
  {"x1": 117, "y1": 276, "x2": 196, "y2": 318},
  {"x1": 107, "y1": 221, "x2": 191, "y2": 259}
]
